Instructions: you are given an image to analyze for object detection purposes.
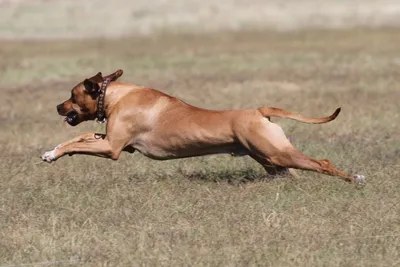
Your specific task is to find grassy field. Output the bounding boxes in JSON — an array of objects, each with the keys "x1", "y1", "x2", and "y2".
[{"x1": 1, "y1": 29, "x2": 400, "y2": 266}]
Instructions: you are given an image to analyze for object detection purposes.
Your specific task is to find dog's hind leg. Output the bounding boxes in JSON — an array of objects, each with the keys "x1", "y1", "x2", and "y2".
[
  {"x1": 249, "y1": 154, "x2": 292, "y2": 177},
  {"x1": 250, "y1": 154, "x2": 300, "y2": 179},
  {"x1": 236, "y1": 118, "x2": 365, "y2": 184}
]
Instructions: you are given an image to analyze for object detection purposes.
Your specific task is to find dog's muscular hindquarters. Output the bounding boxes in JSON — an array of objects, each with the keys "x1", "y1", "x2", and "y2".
[{"x1": 42, "y1": 70, "x2": 365, "y2": 184}]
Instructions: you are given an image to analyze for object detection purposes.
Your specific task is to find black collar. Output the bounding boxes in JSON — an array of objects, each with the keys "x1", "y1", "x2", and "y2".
[{"x1": 96, "y1": 78, "x2": 111, "y2": 123}]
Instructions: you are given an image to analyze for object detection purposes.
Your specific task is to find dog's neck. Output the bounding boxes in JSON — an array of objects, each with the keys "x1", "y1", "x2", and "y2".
[{"x1": 101, "y1": 82, "x2": 134, "y2": 119}]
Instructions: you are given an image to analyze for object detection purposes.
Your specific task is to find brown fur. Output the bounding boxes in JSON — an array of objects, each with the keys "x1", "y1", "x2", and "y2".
[{"x1": 42, "y1": 70, "x2": 365, "y2": 184}]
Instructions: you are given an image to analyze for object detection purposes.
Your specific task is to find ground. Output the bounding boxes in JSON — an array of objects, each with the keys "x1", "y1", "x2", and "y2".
[{"x1": 0, "y1": 28, "x2": 399, "y2": 266}]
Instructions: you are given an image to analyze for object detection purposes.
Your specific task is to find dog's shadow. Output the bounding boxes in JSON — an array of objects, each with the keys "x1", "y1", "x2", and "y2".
[
  {"x1": 127, "y1": 160, "x2": 291, "y2": 185},
  {"x1": 178, "y1": 168, "x2": 290, "y2": 185}
]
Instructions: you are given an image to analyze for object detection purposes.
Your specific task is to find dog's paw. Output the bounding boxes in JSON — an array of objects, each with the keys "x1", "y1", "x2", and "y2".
[
  {"x1": 353, "y1": 174, "x2": 366, "y2": 185},
  {"x1": 41, "y1": 149, "x2": 57, "y2": 163}
]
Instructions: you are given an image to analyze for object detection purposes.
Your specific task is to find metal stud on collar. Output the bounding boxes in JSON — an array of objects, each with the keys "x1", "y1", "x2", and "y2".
[{"x1": 96, "y1": 78, "x2": 111, "y2": 123}]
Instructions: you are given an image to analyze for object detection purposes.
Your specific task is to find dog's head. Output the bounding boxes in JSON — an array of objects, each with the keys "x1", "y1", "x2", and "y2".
[{"x1": 56, "y1": 69, "x2": 123, "y2": 126}]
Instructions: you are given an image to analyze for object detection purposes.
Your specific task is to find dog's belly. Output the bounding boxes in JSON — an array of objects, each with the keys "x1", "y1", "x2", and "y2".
[{"x1": 129, "y1": 132, "x2": 246, "y2": 160}]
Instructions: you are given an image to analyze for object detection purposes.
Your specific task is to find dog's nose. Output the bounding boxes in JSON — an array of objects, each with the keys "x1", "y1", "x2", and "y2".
[{"x1": 56, "y1": 104, "x2": 63, "y2": 113}]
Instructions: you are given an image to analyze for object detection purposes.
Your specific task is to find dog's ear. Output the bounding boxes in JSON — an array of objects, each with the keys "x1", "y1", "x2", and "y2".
[
  {"x1": 88, "y1": 72, "x2": 104, "y2": 83},
  {"x1": 83, "y1": 79, "x2": 100, "y2": 94},
  {"x1": 104, "y1": 69, "x2": 123, "y2": 82},
  {"x1": 83, "y1": 72, "x2": 103, "y2": 94}
]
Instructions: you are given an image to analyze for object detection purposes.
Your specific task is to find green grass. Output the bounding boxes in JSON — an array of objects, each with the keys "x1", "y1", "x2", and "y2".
[{"x1": 1, "y1": 29, "x2": 399, "y2": 266}]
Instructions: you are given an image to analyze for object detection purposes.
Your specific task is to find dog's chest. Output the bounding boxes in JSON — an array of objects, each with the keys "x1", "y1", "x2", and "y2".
[{"x1": 129, "y1": 132, "x2": 179, "y2": 160}]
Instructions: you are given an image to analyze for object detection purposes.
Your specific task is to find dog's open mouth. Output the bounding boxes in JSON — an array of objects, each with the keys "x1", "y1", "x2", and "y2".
[{"x1": 64, "y1": 110, "x2": 79, "y2": 126}]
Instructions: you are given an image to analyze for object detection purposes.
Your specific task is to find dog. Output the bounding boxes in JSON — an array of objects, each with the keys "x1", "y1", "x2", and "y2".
[{"x1": 41, "y1": 70, "x2": 365, "y2": 184}]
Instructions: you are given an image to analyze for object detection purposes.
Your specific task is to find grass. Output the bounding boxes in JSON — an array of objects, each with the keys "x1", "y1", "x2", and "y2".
[{"x1": 0, "y1": 29, "x2": 399, "y2": 266}]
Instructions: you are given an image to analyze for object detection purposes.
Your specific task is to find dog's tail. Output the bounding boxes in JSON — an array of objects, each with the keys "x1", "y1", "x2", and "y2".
[{"x1": 258, "y1": 107, "x2": 341, "y2": 124}]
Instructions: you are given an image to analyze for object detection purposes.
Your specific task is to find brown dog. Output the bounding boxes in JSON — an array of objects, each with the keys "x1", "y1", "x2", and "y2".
[{"x1": 41, "y1": 70, "x2": 365, "y2": 184}]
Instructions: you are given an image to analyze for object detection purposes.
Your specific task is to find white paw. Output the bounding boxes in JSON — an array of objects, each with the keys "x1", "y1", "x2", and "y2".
[
  {"x1": 41, "y1": 149, "x2": 57, "y2": 163},
  {"x1": 353, "y1": 174, "x2": 366, "y2": 185}
]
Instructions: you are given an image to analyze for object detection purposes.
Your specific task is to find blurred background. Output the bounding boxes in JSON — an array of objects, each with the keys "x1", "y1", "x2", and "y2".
[
  {"x1": 2, "y1": 0, "x2": 400, "y2": 39},
  {"x1": 1, "y1": 1, "x2": 400, "y2": 266}
]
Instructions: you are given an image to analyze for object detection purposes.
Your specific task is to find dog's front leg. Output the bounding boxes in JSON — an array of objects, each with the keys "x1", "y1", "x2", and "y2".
[{"x1": 41, "y1": 132, "x2": 118, "y2": 162}]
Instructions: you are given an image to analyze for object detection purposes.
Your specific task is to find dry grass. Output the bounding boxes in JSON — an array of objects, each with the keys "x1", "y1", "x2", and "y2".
[{"x1": 1, "y1": 29, "x2": 400, "y2": 266}]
